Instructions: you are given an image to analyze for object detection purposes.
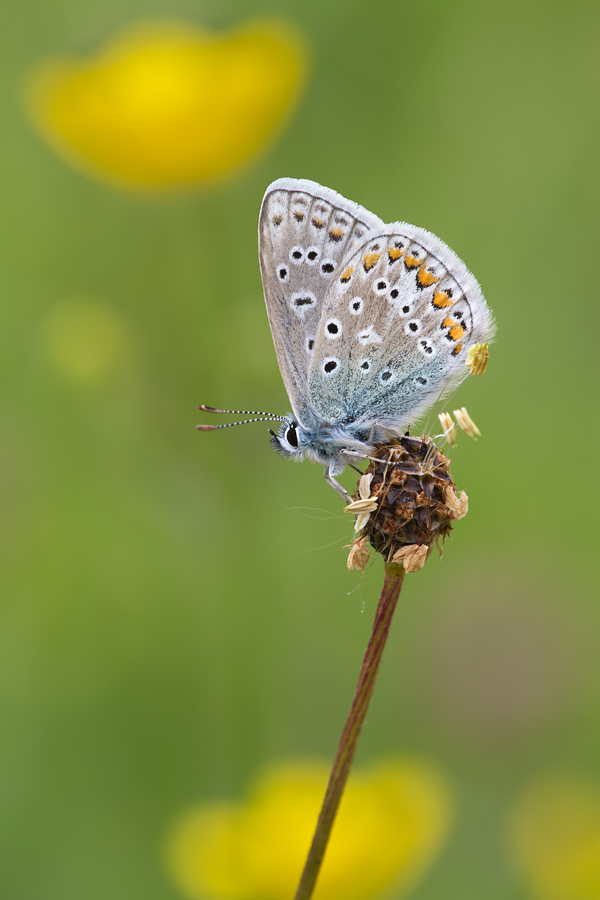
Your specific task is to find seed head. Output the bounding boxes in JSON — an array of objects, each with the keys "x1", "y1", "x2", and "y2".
[{"x1": 346, "y1": 435, "x2": 469, "y2": 572}]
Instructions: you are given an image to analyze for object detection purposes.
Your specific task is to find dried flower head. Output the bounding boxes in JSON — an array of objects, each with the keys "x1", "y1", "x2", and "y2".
[
  {"x1": 465, "y1": 342, "x2": 489, "y2": 376},
  {"x1": 453, "y1": 407, "x2": 481, "y2": 439},
  {"x1": 347, "y1": 435, "x2": 468, "y2": 571}
]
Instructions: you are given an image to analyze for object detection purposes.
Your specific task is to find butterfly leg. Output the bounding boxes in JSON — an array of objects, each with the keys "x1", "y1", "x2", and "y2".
[{"x1": 324, "y1": 466, "x2": 351, "y2": 501}]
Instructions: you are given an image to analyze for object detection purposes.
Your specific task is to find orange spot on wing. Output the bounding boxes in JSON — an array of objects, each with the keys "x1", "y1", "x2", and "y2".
[
  {"x1": 449, "y1": 324, "x2": 465, "y2": 341},
  {"x1": 442, "y1": 317, "x2": 456, "y2": 329},
  {"x1": 404, "y1": 253, "x2": 421, "y2": 269},
  {"x1": 293, "y1": 210, "x2": 304, "y2": 222},
  {"x1": 388, "y1": 247, "x2": 403, "y2": 262},
  {"x1": 452, "y1": 342, "x2": 464, "y2": 356},
  {"x1": 417, "y1": 264, "x2": 439, "y2": 287},
  {"x1": 363, "y1": 252, "x2": 381, "y2": 272},
  {"x1": 340, "y1": 266, "x2": 354, "y2": 283},
  {"x1": 433, "y1": 290, "x2": 452, "y2": 308},
  {"x1": 329, "y1": 226, "x2": 344, "y2": 241},
  {"x1": 312, "y1": 216, "x2": 325, "y2": 228}
]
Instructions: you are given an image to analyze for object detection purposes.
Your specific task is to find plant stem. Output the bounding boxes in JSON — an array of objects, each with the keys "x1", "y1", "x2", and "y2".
[{"x1": 293, "y1": 562, "x2": 406, "y2": 900}]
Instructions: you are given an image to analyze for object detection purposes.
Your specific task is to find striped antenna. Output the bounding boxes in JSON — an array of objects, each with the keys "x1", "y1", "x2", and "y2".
[{"x1": 197, "y1": 404, "x2": 285, "y2": 432}]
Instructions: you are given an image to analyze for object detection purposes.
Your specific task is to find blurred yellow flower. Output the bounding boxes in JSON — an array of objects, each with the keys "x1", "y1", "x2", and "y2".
[
  {"x1": 26, "y1": 19, "x2": 307, "y2": 190},
  {"x1": 165, "y1": 757, "x2": 453, "y2": 900},
  {"x1": 508, "y1": 771, "x2": 600, "y2": 900},
  {"x1": 43, "y1": 296, "x2": 125, "y2": 380}
]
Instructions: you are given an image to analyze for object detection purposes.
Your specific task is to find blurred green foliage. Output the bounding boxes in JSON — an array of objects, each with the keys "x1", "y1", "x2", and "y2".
[{"x1": 1, "y1": 1, "x2": 599, "y2": 899}]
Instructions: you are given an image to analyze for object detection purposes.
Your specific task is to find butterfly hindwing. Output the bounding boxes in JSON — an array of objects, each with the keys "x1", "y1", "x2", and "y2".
[
  {"x1": 259, "y1": 178, "x2": 383, "y2": 425},
  {"x1": 308, "y1": 224, "x2": 494, "y2": 430}
]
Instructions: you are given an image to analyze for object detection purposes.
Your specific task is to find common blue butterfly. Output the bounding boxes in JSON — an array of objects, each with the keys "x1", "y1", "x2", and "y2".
[{"x1": 199, "y1": 179, "x2": 494, "y2": 498}]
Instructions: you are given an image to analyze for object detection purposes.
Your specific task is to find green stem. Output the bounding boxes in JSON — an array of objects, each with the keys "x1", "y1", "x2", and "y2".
[{"x1": 293, "y1": 562, "x2": 406, "y2": 900}]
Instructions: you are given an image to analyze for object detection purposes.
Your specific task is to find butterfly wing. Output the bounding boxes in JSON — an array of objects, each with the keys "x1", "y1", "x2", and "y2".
[
  {"x1": 259, "y1": 178, "x2": 383, "y2": 427},
  {"x1": 308, "y1": 224, "x2": 495, "y2": 431}
]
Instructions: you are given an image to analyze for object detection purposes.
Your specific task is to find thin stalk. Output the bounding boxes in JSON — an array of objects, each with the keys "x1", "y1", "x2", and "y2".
[{"x1": 293, "y1": 562, "x2": 406, "y2": 900}]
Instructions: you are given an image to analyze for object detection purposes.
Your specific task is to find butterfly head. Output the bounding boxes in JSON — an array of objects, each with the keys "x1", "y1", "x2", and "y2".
[
  {"x1": 269, "y1": 417, "x2": 308, "y2": 460},
  {"x1": 268, "y1": 415, "x2": 376, "y2": 475}
]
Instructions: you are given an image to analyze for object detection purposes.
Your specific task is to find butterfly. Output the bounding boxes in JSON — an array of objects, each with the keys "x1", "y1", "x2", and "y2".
[{"x1": 199, "y1": 178, "x2": 495, "y2": 498}]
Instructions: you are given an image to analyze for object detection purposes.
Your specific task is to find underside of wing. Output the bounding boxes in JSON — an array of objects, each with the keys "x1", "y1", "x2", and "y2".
[
  {"x1": 258, "y1": 178, "x2": 383, "y2": 425},
  {"x1": 307, "y1": 223, "x2": 495, "y2": 429}
]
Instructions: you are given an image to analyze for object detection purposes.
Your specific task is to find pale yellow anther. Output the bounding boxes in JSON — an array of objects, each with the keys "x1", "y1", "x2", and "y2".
[
  {"x1": 465, "y1": 342, "x2": 489, "y2": 376},
  {"x1": 344, "y1": 498, "x2": 378, "y2": 515},
  {"x1": 345, "y1": 473, "x2": 377, "y2": 531},
  {"x1": 445, "y1": 486, "x2": 468, "y2": 520},
  {"x1": 391, "y1": 544, "x2": 430, "y2": 573},
  {"x1": 438, "y1": 412, "x2": 457, "y2": 448},
  {"x1": 346, "y1": 536, "x2": 370, "y2": 571},
  {"x1": 358, "y1": 472, "x2": 373, "y2": 500},
  {"x1": 453, "y1": 407, "x2": 481, "y2": 440}
]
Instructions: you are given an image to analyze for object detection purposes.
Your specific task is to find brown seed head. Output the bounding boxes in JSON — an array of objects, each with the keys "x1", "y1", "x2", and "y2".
[{"x1": 353, "y1": 435, "x2": 467, "y2": 569}]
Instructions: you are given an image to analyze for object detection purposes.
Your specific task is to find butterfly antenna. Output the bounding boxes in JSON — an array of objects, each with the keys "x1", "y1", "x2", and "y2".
[
  {"x1": 199, "y1": 405, "x2": 284, "y2": 417},
  {"x1": 197, "y1": 405, "x2": 285, "y2": 431}
]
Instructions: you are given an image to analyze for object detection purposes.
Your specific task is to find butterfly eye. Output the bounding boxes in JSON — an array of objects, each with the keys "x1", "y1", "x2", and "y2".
[{"x1": 285, "y1": 423, "x2": 299, "y2": 448}]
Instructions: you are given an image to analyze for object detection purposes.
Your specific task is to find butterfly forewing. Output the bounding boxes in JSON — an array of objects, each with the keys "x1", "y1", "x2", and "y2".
[
  {"x1": 259, "y1": 178, "x2": 383, "y2": 425},
  {"x1": 308, "y1": 224, "x2": 494, "y2": 429}
]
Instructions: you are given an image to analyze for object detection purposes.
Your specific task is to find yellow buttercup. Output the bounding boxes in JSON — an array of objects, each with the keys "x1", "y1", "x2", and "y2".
[
  {"x1": 26, "y1": 19, "x2": 307, "y2": 190},
  {"x1": 508, "y1": 772, "x2": 600, "y2": 900},
  {"x1": 164, "y1": 757, "x2": 453, "y2": 900}
]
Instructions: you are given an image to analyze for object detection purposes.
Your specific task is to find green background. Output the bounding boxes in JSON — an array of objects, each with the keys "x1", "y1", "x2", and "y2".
[{"x1": 2, "y1": 0, "x2": 599, "y2": 898}]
